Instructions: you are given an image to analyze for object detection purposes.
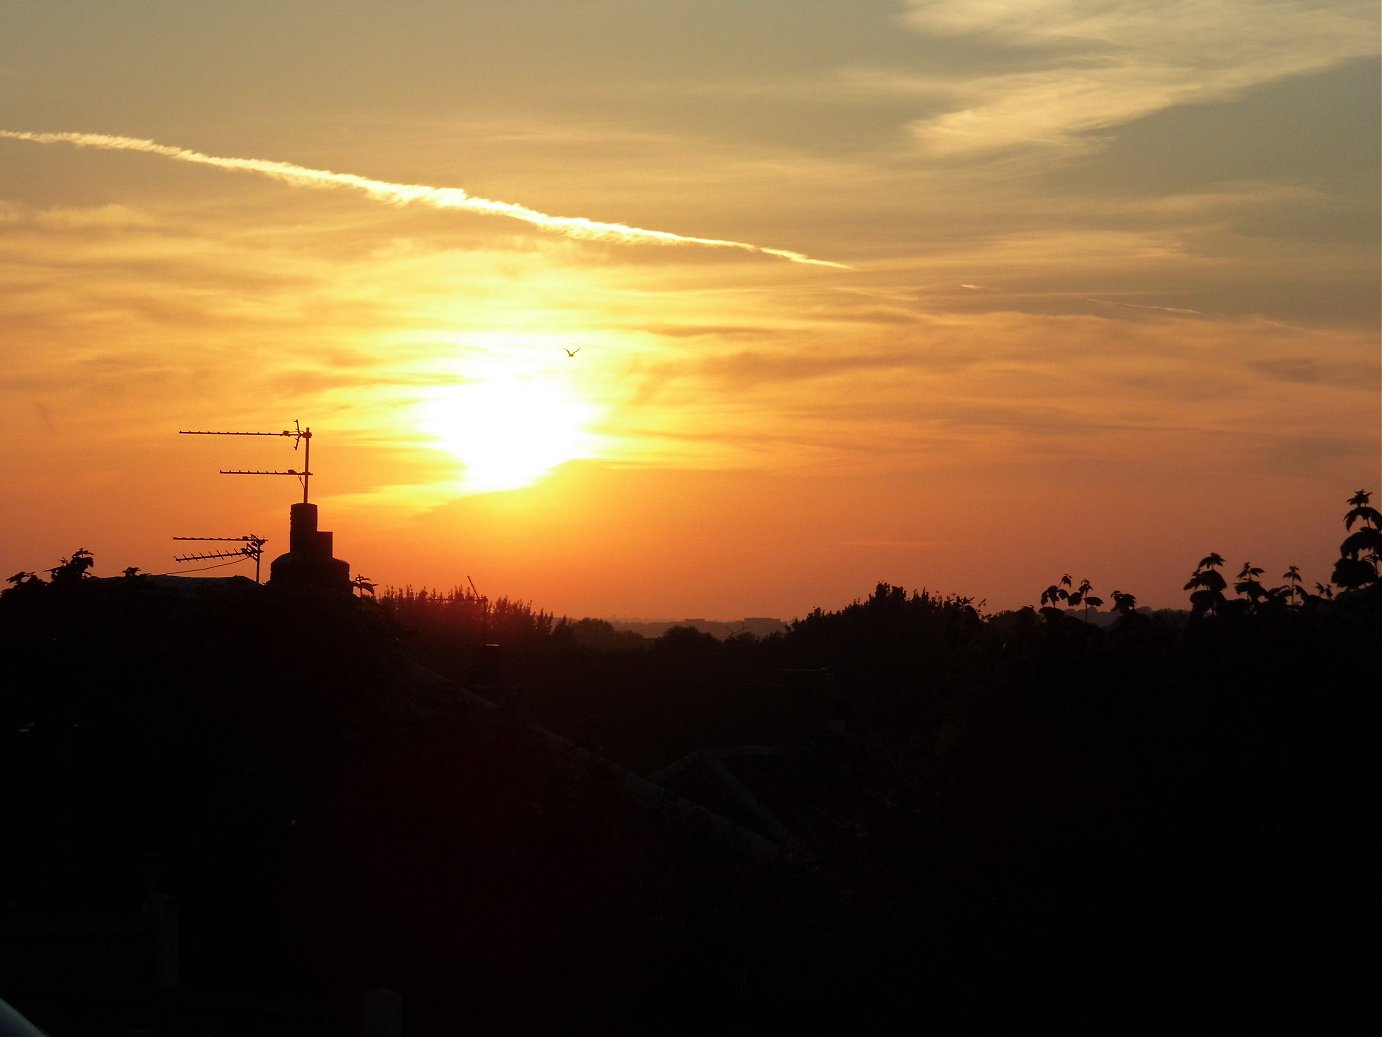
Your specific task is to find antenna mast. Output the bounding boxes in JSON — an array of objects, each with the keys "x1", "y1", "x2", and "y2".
[
  {"x1": 178, "y1": 419, "x2": 350, "y2": 593},
  {"x1": 178, "y1": 420, "x2": 312, "y2": 503}
]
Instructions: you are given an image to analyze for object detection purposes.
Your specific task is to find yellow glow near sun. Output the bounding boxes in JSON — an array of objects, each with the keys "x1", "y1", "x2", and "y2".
[{"x1": 417, "y1": 364, "x2": 600, "y2": 494}]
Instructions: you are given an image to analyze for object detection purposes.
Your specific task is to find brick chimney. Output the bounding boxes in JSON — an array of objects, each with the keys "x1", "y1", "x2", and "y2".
[{"x1": 268, "y1": 502, "x2": 351, "y2": 593}]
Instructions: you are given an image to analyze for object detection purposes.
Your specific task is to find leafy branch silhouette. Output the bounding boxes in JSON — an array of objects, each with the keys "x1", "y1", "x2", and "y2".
[
  {"x1": 1184, "y1": 553, "x2": 1227, "y2": 617},
  {"x1": 46, "y1": 548, "x2": 95, "y2": 586},
  {"x1": 1332, "y1": 489, "x2": 1382, "y2": 592},
  {"x1": 1038, "y1": 574, "x2": 1102, "y2": 623}
]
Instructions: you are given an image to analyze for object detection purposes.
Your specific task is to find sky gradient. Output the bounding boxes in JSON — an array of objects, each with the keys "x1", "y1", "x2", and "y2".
[{"x1": 2, "y1": 1, "x2": 1378, "y2": 620}]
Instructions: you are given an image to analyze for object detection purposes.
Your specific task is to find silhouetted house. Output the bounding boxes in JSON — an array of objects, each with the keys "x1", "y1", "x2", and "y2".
[
  {"x1": 268, "y1": 502, "x2": 351, "y2": 593},
  {"x1": 649, "y1": 746, "x2": 810, "y2": 860}
]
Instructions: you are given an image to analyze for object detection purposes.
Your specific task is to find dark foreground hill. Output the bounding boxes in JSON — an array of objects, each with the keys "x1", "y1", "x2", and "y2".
[{"x1": 1, "y1": 573, "x2": 1372, "y2": 1033}]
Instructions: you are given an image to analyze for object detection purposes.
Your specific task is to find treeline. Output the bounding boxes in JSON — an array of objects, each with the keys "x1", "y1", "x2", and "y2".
[
  {"x1": 1, "y1": 489, "x2": 1375, "y2": 1030},
  {"x1": 367, "y1": 488, "x2": 1376, "y2": 1028},
  {"x1": 374, "y1": 488, "x2": 1379, "y2": 770}
]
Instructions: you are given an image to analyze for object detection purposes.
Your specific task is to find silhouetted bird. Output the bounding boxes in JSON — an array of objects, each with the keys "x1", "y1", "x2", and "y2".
[{"x1": 564, "y1": 347, "x2": 580, "y2": 357}]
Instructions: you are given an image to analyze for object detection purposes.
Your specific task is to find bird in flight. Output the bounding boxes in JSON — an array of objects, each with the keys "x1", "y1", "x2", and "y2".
[{"x1": 564, "y1": 347, "x2": 581, "y2": 357}]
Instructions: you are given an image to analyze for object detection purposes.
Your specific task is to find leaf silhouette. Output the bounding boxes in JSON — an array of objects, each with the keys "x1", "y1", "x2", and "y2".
[
  {"x1": 1340, "y1": 527, "x2": 1382, "y2": 559},
  {"x1": 1331, "y1": 556, "x2": 1376, "y2": 590},
  {"x1": 1185, "y1": 569, "x2": 1226, "y2": 593},
  {"x1": 1344, "y1": 505, "x2": 1382, "y2": 531}
]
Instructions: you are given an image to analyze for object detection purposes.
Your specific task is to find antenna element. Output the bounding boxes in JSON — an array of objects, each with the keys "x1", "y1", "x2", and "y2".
[
  {"x1": 178, "y1": 420, "x2": 313, "y2": 503},
  {"x1": 172, "y1": 535, "x2": 267, "y2": 582}
]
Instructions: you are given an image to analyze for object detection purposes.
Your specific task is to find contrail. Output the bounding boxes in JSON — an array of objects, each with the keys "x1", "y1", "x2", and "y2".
[{"x1": 0, "y1": 129, "x2": 848, "y2": 269}]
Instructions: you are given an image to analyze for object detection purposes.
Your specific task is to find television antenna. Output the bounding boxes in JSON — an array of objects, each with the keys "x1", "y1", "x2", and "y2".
[
  {"x1": 172, "y1": 535, "x2": 268, "y2": 582},
  {"x1": 178, "y1": 420, "x2": 313, "y2": 504}
]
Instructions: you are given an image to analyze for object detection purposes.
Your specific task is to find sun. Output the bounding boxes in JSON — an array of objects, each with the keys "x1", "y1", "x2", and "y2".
[{"x1": 417, "y1": 365, "x2": 599, "y2": 493}]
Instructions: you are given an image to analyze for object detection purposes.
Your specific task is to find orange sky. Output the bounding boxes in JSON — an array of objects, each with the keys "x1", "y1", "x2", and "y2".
[{"x1": 2, "y1": 2, "x2": 1378, "y2": 620}]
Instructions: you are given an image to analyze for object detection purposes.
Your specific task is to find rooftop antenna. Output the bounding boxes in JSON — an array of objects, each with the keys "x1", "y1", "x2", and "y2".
[
  {"x1": 178, "y1": 420, "x2": 313, "y2": 503},
  {"x1": 172, "y1": 535, "x2": 267, "y2": 582}
]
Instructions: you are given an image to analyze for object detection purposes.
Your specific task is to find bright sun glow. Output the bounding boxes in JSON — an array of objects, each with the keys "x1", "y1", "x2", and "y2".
[{"x1": 417, "y1": 366, "x2": 600, "y2": 494}]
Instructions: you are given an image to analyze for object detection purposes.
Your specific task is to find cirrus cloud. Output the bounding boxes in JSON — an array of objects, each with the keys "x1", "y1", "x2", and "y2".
[{"x1": 897, "y1": 0, "x2": 1378, "y2": 156}]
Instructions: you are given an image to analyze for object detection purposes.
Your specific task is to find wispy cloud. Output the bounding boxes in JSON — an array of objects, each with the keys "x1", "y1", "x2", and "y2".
[
  {"x1": 897, "y1": 0, "x2": 1378, "y2": 156},
  {"x1": 33, "y1": 204, "x2": 158, "y2": 231},
  {"x1": 0, "y1": 130, "x2": 848, "y2": 269}
]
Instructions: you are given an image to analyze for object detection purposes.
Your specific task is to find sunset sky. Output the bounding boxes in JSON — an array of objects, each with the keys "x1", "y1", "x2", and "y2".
[{"x1": 2, "y1": 1, "x2": 1378, "y2": 621}]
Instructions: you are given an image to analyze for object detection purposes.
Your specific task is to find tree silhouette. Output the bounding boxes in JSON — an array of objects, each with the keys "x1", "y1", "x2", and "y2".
[
  {"x1": 1184, "y1": 553, "x2": 1227, "y2": 617},
  {"x1": 1038, "y1": 574, "x2": 1072, "y2": 623},
  {"x1": 1038, "y1": 574, "x2": 1104, "y2": 622},
  {"x1": 47, "y1": 548, "x2": 94, "y2": 586},
  {"x1": 5, "y1": 485, "x2": 1382, "y2": 1033},
  {"x1": 1332, "y1": 489, "x2": 1381, "y2": 592},
  {"x1": 1067, "y1": 577, "x2": 1103, "y2": 620},
  {"x1": 1109, "y1": 589, "x2": 1138, "y2": 617},
  {"x1": 1233, "y1": 562, "x2": 1268, "y2": 609},
  {"x1": 1278, "y1": 565, "x2": 1305, "y2": 608}
]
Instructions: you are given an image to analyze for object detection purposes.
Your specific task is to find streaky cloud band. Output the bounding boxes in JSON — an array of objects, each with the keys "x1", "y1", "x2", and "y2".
[{"x1": 0, "y1": 129, "x2": 849, "y2": 269}]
